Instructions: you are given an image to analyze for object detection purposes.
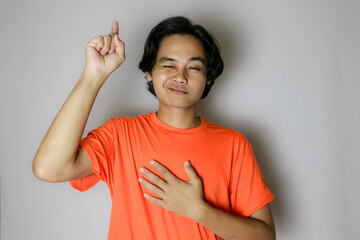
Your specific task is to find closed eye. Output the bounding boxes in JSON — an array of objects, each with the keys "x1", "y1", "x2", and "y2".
[{"x1": 189, "y1": 66, "x2": 204, "y2": 71}]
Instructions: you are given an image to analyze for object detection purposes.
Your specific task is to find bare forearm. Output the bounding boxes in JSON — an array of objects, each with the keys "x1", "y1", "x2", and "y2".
[
  {"x1": 33, "y1": 21, "x2": 125, "y2": 182},
  {"x1": 194, "y1": 203, "x2": 275, "y2": 240},
  {"x1": 33, "y1": 71, "x2": 105, "y2": 181}
]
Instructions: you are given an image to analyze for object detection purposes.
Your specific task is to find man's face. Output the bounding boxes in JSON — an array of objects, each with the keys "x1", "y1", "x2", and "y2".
[{"x1": 146, "y1": 34, "x2": 210, "y2": 110}]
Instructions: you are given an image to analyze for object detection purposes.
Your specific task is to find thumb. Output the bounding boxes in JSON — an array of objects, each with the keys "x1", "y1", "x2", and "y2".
[{"x1": 184, "y1": 161, "x2": 202, "y2": 185}]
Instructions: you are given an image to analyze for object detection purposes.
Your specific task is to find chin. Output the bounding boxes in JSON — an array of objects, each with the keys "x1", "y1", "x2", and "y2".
[
  {"x1": 160, "y1": 99, "x2": 198, "y2": 109},
  {"x1": 157, "y1": 93, "x2": 202, "y2": 109}
]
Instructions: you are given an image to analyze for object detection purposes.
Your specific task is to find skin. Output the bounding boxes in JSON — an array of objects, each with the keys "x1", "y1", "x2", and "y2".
[
  {"x1": 141, "y1": 34, "x2": 276, "y2": 240},
  {"x1": 146, "y1": 34, "x2": 211, "y2": 129},
  {"x1": 32, "y1": 21, "x2": 276, "y2": 240},
  {"x1": 32, "y1": 21, "x2": 125, "y2": 182}
]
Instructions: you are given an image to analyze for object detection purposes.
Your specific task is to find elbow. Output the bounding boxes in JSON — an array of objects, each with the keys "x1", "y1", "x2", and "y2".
[
  {"x1": 257, "y1": 223, "x2": 275, "y2": 240},
  {"x1": 272, "y1": 229, "x2": 276, "y2": 240},
  {"x1": 265, "y1": 223, "x2": 276, "y2": 240},
  {"x1": 32, "y1": 157, "x2": 62, "y2": 183}
]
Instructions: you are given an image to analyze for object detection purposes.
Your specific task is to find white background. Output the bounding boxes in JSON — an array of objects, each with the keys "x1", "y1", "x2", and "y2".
[{"x1": 0, "y1": 0, "x2": 359, "y2": 239}]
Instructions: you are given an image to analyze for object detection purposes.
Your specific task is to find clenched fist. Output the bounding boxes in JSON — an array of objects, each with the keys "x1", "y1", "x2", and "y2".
[{"x1": 84, "y1": 21, "x2": 125, "y2": 80}]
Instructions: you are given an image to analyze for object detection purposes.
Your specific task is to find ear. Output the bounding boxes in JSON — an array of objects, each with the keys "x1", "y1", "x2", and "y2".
[
  {"x1": 146, "y1": 72, "x2": 153, "y2": 81},
  {"x1": 206, "y1": 80, "x2": 211, "y2": 85}
]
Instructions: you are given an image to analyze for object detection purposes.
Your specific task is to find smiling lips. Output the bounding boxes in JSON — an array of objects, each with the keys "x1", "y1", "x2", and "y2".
[
  {"x1": 166, "y1": 84, "x2": 189, "y2": 95},
  {"x1": 168, "y1": 87, "x2": 188, "y2": 94}
]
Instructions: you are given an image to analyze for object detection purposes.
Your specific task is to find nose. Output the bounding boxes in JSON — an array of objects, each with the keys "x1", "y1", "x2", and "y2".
[{"x1": 173, "y1": 68, "x2": 187, "y2": 84}]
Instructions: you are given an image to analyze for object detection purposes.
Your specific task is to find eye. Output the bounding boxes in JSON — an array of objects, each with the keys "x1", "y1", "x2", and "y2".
[
  {"x1": 163, "y1": 65, "x2": 175, "y2": 69},
  {"x1": 188, "y1": 66, "x2": 203, "y2": 71}
]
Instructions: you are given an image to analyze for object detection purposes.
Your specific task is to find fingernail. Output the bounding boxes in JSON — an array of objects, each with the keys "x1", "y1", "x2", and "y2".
[
  {"x1": 139, "y1": 168, "x2": 145, "y2": 173},
  {"x1": 138, "y1": 178, "x2": 143, "y2": 183},
  {"x1": 185, "y1": 161, "x2": 190, "y2": 167},
  {"x1": 150, "y1": 160, "x2": 155, "y2": 165}
]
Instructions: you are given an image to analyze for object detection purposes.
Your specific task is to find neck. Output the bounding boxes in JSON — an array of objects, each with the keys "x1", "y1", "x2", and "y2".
[{"x1": 156, "y1": 105, "x2": 200, "y2": 129}]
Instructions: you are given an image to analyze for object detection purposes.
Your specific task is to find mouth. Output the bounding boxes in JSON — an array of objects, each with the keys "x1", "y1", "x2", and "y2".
[{"x1": 168, "y1": 87, "x2": 188, "y2": 95}]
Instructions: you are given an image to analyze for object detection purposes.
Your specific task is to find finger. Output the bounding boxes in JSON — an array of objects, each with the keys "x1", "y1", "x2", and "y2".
[
  {"x1": 89, "y1": 35, "x2": 104, "y2": 52},
  {"x1": 140, "y1": 167, "x2": 167, "y2": 189},
  {"x1": 109, "y1": 21, "x2": 119, "y2": 54},
  {"x1": 184, "y1": 161, "x2": 202, "y2": 186},
  {"x1": 151, "y1": 160, "x2": 175, "y2": 181},
  {"x1": 109, "y1": 34, "x2": 118, "y2": 54},
  {"x1": 144, "y1": 193, "x2": 164, "y2": 207},
  {"x1": 111, "y1": 21, "x2": 119, "y2": 35},
  {"x1": 138, "y1": 177, "x2": 164, "y2": 197},
  {"x1": 101, "y1": 35, "x2": 112, "y2": 56}
]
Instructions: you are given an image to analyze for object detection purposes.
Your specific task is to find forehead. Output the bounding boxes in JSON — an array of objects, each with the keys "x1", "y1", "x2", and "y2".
[{"x1": 156, "y1": 34, "x2": 206, "y2": 61}]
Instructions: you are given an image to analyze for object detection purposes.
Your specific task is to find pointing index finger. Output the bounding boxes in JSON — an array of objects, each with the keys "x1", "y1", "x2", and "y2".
[{"x1": 111, "y1": 21, "x2": 119, "y2": 35}]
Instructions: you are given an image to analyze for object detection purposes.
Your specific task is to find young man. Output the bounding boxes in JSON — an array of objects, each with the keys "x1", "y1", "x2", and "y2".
[{"x1": 33, "y1": 16, "x2": 276, "y2": 240}]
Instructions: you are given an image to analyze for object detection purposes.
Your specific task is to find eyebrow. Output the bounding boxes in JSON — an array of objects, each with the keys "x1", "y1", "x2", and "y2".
[{"x1": 159, "y1": 57, "x2": 206, "y2": 65}]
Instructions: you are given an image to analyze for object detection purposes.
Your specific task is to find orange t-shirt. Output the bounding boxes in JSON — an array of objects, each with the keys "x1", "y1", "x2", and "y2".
[{"x1": 70, "y1": 113, "x2": 274, "y2": 240}]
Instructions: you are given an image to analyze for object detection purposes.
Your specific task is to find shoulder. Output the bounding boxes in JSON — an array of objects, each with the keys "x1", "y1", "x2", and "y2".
[
  {"x1": 201, "y1": 120, "x2": 256, "y2": 169},
  {"x1": 204, "y1": 120, "x2": 252, "y2": 152},
  {"x1": 102, "y1": 113, "x2": 152, "y2": 130},
  {"x1": 204, "y1": 119, "x2": 248, "y2": 140}
]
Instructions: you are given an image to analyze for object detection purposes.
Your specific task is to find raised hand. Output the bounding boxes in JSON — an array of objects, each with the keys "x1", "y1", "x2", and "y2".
[
  {"x1": 33, "y1": 22, "x2": 126, "y2": 184},
  {"x1": 139, "y1": 160, "x2": 207, "y2": 221},
  {"x1": 84, "y1": 21, "x2": 125, "y2": 80}
]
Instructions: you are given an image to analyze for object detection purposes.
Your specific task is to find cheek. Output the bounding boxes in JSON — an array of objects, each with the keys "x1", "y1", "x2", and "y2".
[
  {"x1": 195, "y1": 77, "x2": 208, "y2": 88},
  {"x1": 151, "y1": 77, "x2": 168, "y2": 96},
  {"x1": 152, "y1": 80, "x2": 162, "y2": 92},
  {"x1": 152, "y1": 70, "x2": 173, "y2": 82}
]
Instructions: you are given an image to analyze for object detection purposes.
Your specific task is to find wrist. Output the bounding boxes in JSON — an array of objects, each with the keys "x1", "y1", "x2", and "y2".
[
  {"x1": 79, "y1": 68, "x2": 108, "y2": 90},
  {"x1": 191, "y1": 200, "x2": 213, "y2": 223}
]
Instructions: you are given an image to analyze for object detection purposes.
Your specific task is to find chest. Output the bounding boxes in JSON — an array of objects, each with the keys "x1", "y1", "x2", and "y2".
[{"x1": 123, "y1": 129, "x2": 234, "y2": 208}]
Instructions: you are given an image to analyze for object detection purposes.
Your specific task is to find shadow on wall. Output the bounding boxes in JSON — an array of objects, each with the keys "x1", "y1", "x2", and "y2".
[{"x1": 195, "y1": 15, "x2": 286, "y2": 230}]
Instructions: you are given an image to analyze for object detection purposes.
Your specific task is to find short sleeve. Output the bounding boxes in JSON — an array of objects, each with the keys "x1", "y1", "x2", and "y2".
[
  {"x1": 69, "y1": 119, "x2": 116, "y2": 192},
  {"x1": 229, "y1": 140, "x2": 275, "y2": 217}
]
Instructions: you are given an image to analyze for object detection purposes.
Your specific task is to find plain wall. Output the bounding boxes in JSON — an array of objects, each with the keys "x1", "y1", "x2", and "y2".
[{"x1": 1, "y1": 0, "x2": 359, "y2": 239}]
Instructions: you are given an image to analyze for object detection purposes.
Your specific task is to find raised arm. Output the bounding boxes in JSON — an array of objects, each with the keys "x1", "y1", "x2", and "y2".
[{"x1": 32, "y1": 21, "x2": 125, "y2": 182}]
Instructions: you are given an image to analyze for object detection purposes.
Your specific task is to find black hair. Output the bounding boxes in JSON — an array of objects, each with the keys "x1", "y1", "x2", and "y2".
[{"x1": 138, "y1": 16, "x2": 224, "y2": 99}]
